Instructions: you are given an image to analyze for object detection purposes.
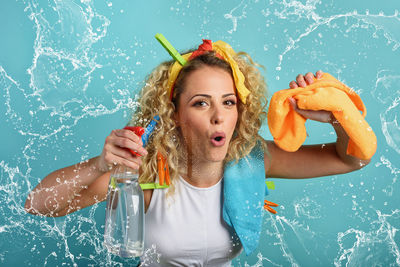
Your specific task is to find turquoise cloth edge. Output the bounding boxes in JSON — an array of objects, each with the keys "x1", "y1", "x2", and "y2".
[{"x1": 223, "y1": 141, "x2": 267, "y2": 256}]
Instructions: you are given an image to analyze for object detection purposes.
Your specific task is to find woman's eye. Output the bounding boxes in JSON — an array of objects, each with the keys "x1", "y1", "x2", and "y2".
[
  {"x1": 193, "y1": 100, "x2": 208, "y2": 107},
  {"x1": 224, "y1": 99, "x2": 237, "y2": 106}
]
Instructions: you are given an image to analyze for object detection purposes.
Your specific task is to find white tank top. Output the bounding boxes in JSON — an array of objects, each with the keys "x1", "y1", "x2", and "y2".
[{"x1": 142, "y1": 176, "x2": 242, "y2": 266}]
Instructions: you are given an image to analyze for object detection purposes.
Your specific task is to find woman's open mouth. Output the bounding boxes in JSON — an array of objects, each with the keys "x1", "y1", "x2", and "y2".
[{"x1": 210, "y1": 132, "x2": 226, "y2": 147}]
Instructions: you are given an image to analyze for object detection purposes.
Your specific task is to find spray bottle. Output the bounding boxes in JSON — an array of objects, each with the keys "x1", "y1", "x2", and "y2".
[{"x1": 104, "y1": 115, "x2": 159, "y2": 257}]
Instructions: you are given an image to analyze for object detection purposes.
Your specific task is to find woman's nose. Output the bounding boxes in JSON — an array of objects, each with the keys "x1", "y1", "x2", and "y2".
[{"x1": 210, "y1": 105, "x2": 224, "y2": 125}]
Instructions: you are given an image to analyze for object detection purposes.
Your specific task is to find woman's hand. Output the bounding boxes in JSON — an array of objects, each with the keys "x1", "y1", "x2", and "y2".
[
  {"x1": 96, "y1": 129, "x2": 148, "y2": 172},
  {"x1": 288, "y1": 70, "x2": 335, "y2": 123}
]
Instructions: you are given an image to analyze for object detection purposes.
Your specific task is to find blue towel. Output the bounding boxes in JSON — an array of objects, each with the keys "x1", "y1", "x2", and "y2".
[{"x1": 223, "y1": 141, "x2": 268, "y2": 256}]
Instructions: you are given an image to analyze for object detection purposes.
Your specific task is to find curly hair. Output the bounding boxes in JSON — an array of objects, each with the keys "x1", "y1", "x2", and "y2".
[{"x1": 129, "y1": 48, "x2": 270, "y2": 188}]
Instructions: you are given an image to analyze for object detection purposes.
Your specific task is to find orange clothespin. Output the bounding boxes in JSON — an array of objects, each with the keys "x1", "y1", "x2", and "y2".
[
  {"x1": 264, "y1": 199, "x2": 279, "y2": 214},
  {"x1": 157, "y1": 151, "x2": 171, "y2": 186}
]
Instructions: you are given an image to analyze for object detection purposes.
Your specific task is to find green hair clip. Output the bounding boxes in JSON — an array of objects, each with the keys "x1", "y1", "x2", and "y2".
[{"x1": 155, "y1": 33, "x2": 187, "y2": 66}]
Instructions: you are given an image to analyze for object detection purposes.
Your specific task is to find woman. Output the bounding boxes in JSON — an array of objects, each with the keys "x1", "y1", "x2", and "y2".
[{"x1": 24, "y1": 38, "x2": 372, "y2": 265}]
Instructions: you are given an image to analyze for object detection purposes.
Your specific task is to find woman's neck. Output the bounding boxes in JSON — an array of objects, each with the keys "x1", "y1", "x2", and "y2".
[{"x1": 179, "y1": 157, "x2": 224, "y2": 188}]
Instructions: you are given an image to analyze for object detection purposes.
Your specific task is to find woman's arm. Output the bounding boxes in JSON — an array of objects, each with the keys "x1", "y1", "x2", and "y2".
[
  {"x1": 25, "y1": 129, "x2": 148, "y2": 217},
  {"x1": 264, "y1": 71, "x2": 371, "y2": 179},
  {"x1": 24, "y1": 157, "x2": 110, "y2": 217},
  {"x1": 265, "y1": 124, "x2": 370, "y2": 179}
]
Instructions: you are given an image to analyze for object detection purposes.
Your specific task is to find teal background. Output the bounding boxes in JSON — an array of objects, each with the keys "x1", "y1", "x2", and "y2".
[{"x1": 1, "y1": 0, "x2": 400, "y2": 266}]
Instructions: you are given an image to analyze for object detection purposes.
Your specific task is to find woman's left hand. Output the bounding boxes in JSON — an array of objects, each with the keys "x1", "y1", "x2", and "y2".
[{"x1": 288, "y1": 70, "x2": 334, "y2": 124}]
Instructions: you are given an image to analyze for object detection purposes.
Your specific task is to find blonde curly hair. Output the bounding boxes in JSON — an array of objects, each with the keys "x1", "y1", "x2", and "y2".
[{"x1": 129, "y1": 48, "x2": 269, "y2": 187}]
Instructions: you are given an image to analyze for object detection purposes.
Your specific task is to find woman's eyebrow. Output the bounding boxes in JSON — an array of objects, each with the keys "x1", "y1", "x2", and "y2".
[
  {"x1": 222, "y1": 93, "x2": 236, "y2": 98},
  {"x1": 188, "y1": 93, "x2": 236, "y2": 103},
  {"x1": 188, "y1": 94, "x2": 211, "y2": 102}
]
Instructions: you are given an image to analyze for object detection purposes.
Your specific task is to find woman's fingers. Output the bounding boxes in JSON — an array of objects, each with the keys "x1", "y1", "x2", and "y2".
[
  {"x1": 289, "y1": 81, "x2": 298, "y2": 89},
  {"x1": 290, "y1": 70, "x2": 324, "y2": 88},
  {"x1": 104, "y1": 151, "x2": 142, "y2": 170},
  {"x1": 105, "y1": 142, "x2": 143, "y2": 163},
  {"x1": 287, "y1": 70, "x2": 332, "y2": 123},
  {"x1": 296, "y1": 74, "x2": 307, "y2": 87},
  {"x1": 112, "y1": 129, "x2": 148, "y2": 156},
  {"x1": 99, "y1": 128, "x2": 148, "y2": 171},
  {"x1": 113, "y1": 129, "x2": 143, "y2": 146},
  {"x1": 112, "y1": 135, "x2": 148, "y2": 156},
  {"x1": 288, "y1": 97, "x2": 297, "y2": 109},
  {"x1": 304, "y1": 72, "x2": 314, "y2": 84},
  {"x1": 288, "y1": 103, "x2": 333, "y2": 123}
]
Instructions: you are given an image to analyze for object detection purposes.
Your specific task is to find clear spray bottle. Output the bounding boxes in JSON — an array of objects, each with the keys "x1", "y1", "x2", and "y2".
[{"x1": 104, "y1": 115, "x2": 160, "y2": 258}]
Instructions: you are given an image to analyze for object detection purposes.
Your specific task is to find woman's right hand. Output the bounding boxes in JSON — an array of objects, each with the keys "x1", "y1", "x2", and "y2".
[{"x1": 96, "y1": 129, "x2": 148, "y2": 172}]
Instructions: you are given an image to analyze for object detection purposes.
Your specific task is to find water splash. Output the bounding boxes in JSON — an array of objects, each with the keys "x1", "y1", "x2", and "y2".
[
  {"x1": 1, "y1": 0, "x2": 136, "y2": 265},
  {"x1": 271, "y1": 1, "x2": 400, "y2": 70},
  {"x1": 248, "y1": 213, "x2": 319, "y2": 266},
  {"x1": 26, "y1": 0, "x2": 108, "y2": 108},
  {"x1": 376, "y1": 156, "x2": 400, "y2": 175},
  {"x1": 294, "y1": 196, "x2": 322, "y2": 219},
  {"x1": 335, "y1": 209, "x2": 400, "y2": 266},
  {"x1": 370, "y1": 69, "x2": 400, "y2": 156},
  {"x1": 140, "y1": 244, "x2": 161, "y2": 266},
  {"x1": 372, "y1": 70, "x2": 400, "y2": 104},
  {"x1": 224, "y1": 0, "x2": 249, "y2": 34},
  {"x1": 381, "y1": 95, "x2": 400, "y2": 155}
]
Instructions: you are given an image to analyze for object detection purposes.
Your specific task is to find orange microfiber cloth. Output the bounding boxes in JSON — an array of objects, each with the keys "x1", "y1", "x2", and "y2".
[{"x1": 267, "y1": 73, "x2": 377, "y2": 160}]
